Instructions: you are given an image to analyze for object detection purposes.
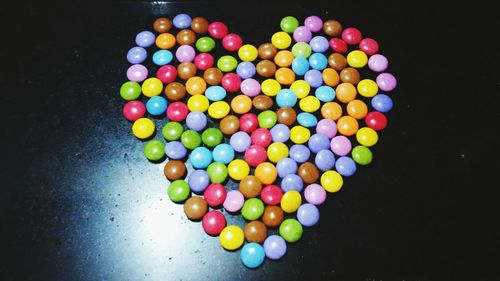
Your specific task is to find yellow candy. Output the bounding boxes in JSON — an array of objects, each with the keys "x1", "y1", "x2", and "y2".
[
  {"x1": 271, "y1": 31, "x2": 292, "y2": 49},
  {"x1": 208, "y1": 101, "x2": 230, "y2": 119},
  {"x1": 299, "y1": 96, "x2": 321, "y2": 113},
  {"x1": 238, "y1": 44, "x2": 258, "y2": 62},
  {"x1": 261, "y1": 79, "x2": 281, "y2": 96},
  {"x1": 290, "y1": 125, "x2": 310, "y2": 144},
  {"x1": 132, "y1": 118, "x2": 155, "y2": 139},
  {"x1": 346, "y1": 50, "x2": 368, "y2": 68},
  {"x1": 187, "y1": 95, "x2": 209, "y2": 112},
  {"x1": 141, "y1": 77, "x2": 163, "y2": 97},
  {"x1": 219, "y1": 225, "x2": 244, "y2": 250},
  {"x1": 228, "y1": 159, "x2": 250, "y2": 180},
  {"x1": 357, "y1": 79, "x2": 378, "y2": 98},
  {"x1": 356, "y1": 127, "x2": 378, "y2": 147},
  {"x1": 321, "y1": 171, "x2": 343, "y2": 193},
  {"x1": 266, "y1": 142, "x2": 288, "y2": 163},
  {"x1": 230, "y1": 94, "x2": 252, "y2": 114},
  {"x1": 185, "y1": 76, "x2": 207, "y2": 95},
  {"x1": 290, "y1": 80, "x2": 310, "y2": 99},
  {"x1": 280, "y1": 190, "x2": 302, "y2": 213}
]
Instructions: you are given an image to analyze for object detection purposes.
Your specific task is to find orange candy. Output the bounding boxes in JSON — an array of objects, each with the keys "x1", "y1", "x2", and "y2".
[
  {"x1": 322, "y1": 68, "x2": 340, "y2": 87},
  {"x1": 321, "y1": 102, "x2": 343, "y2": 120},
  {"x1": 155, "y1": 33, "x2": 176, "y2": 49},
  {"x1": 185, "y1": 76, "x2": 207, "y2": 95},
  {"x1": 346, "y1": 99, "x2": 368, "y2": 119},
  {"x1": 274, "y1": 50, "x2": 294, "y2": 67},
  {"x1": 231, "y1": 95, "x2": 253, "y2": 114},
  {"x1": 337, "y1": 115, "x2": 359, "y2": 136},
  {"x1": 335, "y1": 83, "x2": 357, "y2": 103},
  {"x1": 275, "y1": 67, "x2": 295, "y2": 85},
  {"x1": 255, "y1": 162, "x2": 277, "y2": 185}
]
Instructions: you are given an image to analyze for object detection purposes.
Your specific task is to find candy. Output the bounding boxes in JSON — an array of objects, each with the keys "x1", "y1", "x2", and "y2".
[
  {"x1": 262, "y1": 205, "x2": 284, "y2": 228},
  {"x1": 368, "y1": 54, "x2": 389, "y2": 72},
  {"x1": 202, "y1": 210, "x2": 226, "y2": 235},
  {"x1": 254, "y1": 162, "x2": 277, "y2": 185},
  {"x1": 335, "y1": 156, "x2": 357, "y2": 176},
  {"x1": 176, "y1": 29, "x2": 197, "y2": 45},
  {"x1": 201, "y1": 128, "x2": 223, "y2": 148},
  {"x1": 297, "y1": 162, "x2": 319, "y2": 184},
  {"x1": 289, "y1": 144, "x2": 310, "y2": 163},
  {"x1": 352, "y1": 145, "x2": 373, "y2": 166},
  {"x1": 315, "y1": 85, "x2": 335, "y2": 102},
  {"x1": 230, "y1": 131, "x2": 251, "y2": 152},
  {"x1": 297, "y1": 203, "x2": 320, "y2": 227},
  {"x1": 175, "y1": 45, "x2": 196, "y2": 63},
  {"x1": 191, "y1": 17, "x2": 209, "y2": 34},
  {"x1": 346, "y1": 99, "x2": 368, "y2": 119},
  {"x1": 376, "y1": 73, "x2": 397, "y2": 92},
  {"x1": 290, "y1": 80, "x2": 310, "y2": 99},
  {"x1": 127, "y1": 46, "x2": 147, "y2": 64},
  {"x1": 212, "y1": 143, "x2": 235, "y2": 164},
  {"x1": 144, "y1": 140, "x2": 165, "y2": 161},
  {"x1": 291, "y1": 42, "x2": 312, "y2": 58},
  {"x1": 330, "y1": 135, "x2": 352, "y2": 156},
  {"x1": 238, "y1": 44, "x2": 258, "y2": 62},
  {"x1": 155, "y1": 33, "x2": 176, "y2": 50},
  {"x1": 239, "y1": 114, "x2": 258, "y2": 133},
  {"x1": 299, "y1": 96, "x2": 321, "y2": 113},
  {"x1": 240, "y1": 243, "x2": 265, "y2": 269},
  {"x1": 323, "y1": 19, "x2": 342, "y2": 36},
  {"x1": 222, "y1": 33, "x2": 243, "y2": 51},
  {"x1": 293, "y1": 26, "x2": 312, "y2": 42},
  {"x1": 173, "y1": 13, "x2": 192, "y2": 29},
  {"x1": 320, "y1": 170, "x2": 343, "y2": 192},
  {"x1": 244, "y1": 221, "x2": 267, "y2": 243},
  {"x1": 184, "y1": 197, "x2": 208, "y2": 220},
  {"x1": 228, "y1": 159, "x2": 250, "y2": 180},
  {"x1": 346, "y1": 50, "x2": 368, "y2": 68},
  {"x1": 240, "y1": 78, "x2": 261, "y2": 97},
  {"x1": 123, "y1": 100, "x2": 146, "y2": 121},
  {"x1": 204, "y1": 183, "x2": 227, "y2": 207},
  {"x1": 177, "y1": 62, "x2": 197, "y2": 80},
  {"x1": 220, "y1": 225, "x2": 244, "y2": 250},
  {"x1": 219, "y1": 115, "x2": 240, "y2": 135},
  {"x1": 304, "y1": 184, "x2": 327, "y2": 205},
  {"x1": 309, "y1": 36, "x2": 329, "y2": 53},
  {"x1": 276, "y1": 107, "x2": 297, "y2": 126},
  {"x1": 217, "y1": 55, "x2": 238, "y2": 72},
  {"x1": 164, "y1": 160, "x2": 187, "y2": 181},
  {"x1": 258, "y1": 43, "x2": 278, "y2": 60},
  {"x1": 166, "y1": 101, "x2": 189, "y2": 122},
  {"x1": 264, "y1": 235, "x2": 287, "y2": 260},
  {"x1": 371, "y1": 94, "x2": 393, "y2": 113},
  {"x1": 252, "y1": 95, "x2": 273, "y2": 110},
  {"x1": 329, "y1": 38, "x2": 348, "y2": 53},
  {"x1": 266, "y1": 142, "x2": 288, "y2": 163},
  {"x1": 280, "y1": 16, "x2": 299, "y2": 33},
  {"x1": 223, "y1": 190, "x2": 245, "y2": 212},
  {"x1": 181, "y1": 130, "x2": 202, "y2": 149},
  {"x1": 230, "y1": 94, "x2": 252, "y2": 114},
  {"x1": 357, "y1": 79, "x2": 378, "y2": 98},
  {"x1": 276, "y1": 157, "x2": 298, "y2": 178},
  {"x1": 316, "y1": 118, "x2": 337, "y2": 138},
  {"x1": 132, "y1": 118, "x2": 155, "y2": 139},
  {"x1": 276, "y1": 89, "x2": 297, "y2": 108},
  {"x1": 337, "y1": 115, "x2": 359, "y2": 136},
  {"x1": 304, "y1": 16, "x2": 323, "y2": 32},
  {"x1": 307, "y1": 133, "x2": 330, "y2": 154},
  {"x1": 239, "y1": 175, "x2": 263, "y2": 198},
  {"x1": 241, "y1": 198, "x2": 265, "y2": 220},
  {"x1": 359, "y1": 38, "x2": 379, "y2": 55},
  {"x1": 221, "y1": 73, "x2": 241, "y2": 92},
  {"x1": 280, "y1": 190, "x2": 302, "y2": 213},
  {"x1": 193, "y1": 52, "x2": 214, "y2": 70},
  {"x1": 236, "y1": 62, "x2": 257, "y2": 79},
  {"x1": 208, "y1": 101, "x2": 230, "y2": 119},
  {"x1": 321, "y1": 102, "x2": 343, "y2": 120},
  {"x1": 251, "y1": 128, "x2": 273, "y2": 148},
  {"x1": 365, "y1": 111, "x2": 388, "y2": 131},
  {"x1": 257, "y1": 110, "x2": 278, "y2": 129},
  {"x1": 164, "y1": 82, "x2": 186, "y2": 101},
  {"x1": 142, "y1": 77, "x2": 163, "y2": 97},
  {"x1": 290, "y1": 125, "x2": 311, "y2": 144},
  {"x1": 206, "y1": 162, "x2": 228, "y2": 183},
  {"x1": 304, "y1": 69, "x2": 323, "y2": 87},
  {"x1": 314, "y1": 149, "x2": 336, "y2": 171},
  {"x1": 127, "y1": 64, "x2": 148, "y2": 82},
  {"x1": 189, "y1": 147, "x2": 212, "y2": 169},
  {"x1": 270, "y1": 124, "x2": 290, "y2": 143},
  {"x1": 167, "y1": 180, "x2": 190, "y2": 202},
  {"x1": 291, "y1": 56, "x2": 310, "y2": 75},
  {"x1": 153, "y1": 17, "x2": 172, "y2": 33},
  {"x1": 196, "y1": 36, "x2": 216, "y2": 52},
  {"x1": 356, "y1": 127, "x2": 378, "y2": 147},
  {"x1": 271, "y1": 31, "x2": 292, "y2": 49},
  {"x1": 281, "y1": 174, "x2": 304, "y2": 192},
  {"x1": 164, "y1": 140, "x2": 187, "y2": 160},
  {"x1": 146, "y1": 96, "x2": 168, "y2": 115},
  {"x1": 120, "y1": 81, "x2": 141, "y2": 101},
  {"x1": 256, "y1": 60, "x2": 277, "y2": 78},
  {"x1": 185, "y1": 111, "x2": 208, "y2": 131},
  {"x1": 188, "y1": 169, "x2": 210, "y2": 193},
  {"x1": 275, "y1": 67, "x2": 295, "y2": 85},
  {"x1": 328, "y1": 53, "x2": 347, "y2": 71},
  {"x1": 279, "y1": 218, "x2": 303, "y2": 242},
  {"x1": 260, "y1": 185, "x2": 283, "y2": 205},
  {"x1": 208, "y1": 22, "x2": 228, "y2": 39},
  {"x1": 274, "y1": 50, "x2": 294, "y2": 67},
  {"x1": 341, "y1": 27, "x2": 362, "y2": 45}
]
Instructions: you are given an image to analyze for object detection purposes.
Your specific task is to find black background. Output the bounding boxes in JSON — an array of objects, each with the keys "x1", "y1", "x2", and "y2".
[{"x1": 1, "y1": 1, "x2": 499, "y2": 280}]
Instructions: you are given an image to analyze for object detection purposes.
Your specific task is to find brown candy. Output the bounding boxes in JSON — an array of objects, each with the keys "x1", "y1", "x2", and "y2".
[
  {"x1": 184, "y1": 197, "x2": 208, "y2": 220},
  {"x1": 262, "y1": 206, "x2": 284, "y2": 228},
  {"x1": 164, "y1": 82, "x2": 186, "y2": 101},
  {"x1": 323, "y1": 19, "x2": 342, "y2": 36},
  {"x1": 339, "y1": 67, "x2": 360, "y2": 84},
  {"x1": 239, "y1": 175, "x2": 262, "y2": 198},
  {"x1": 328, "y1": 53, "x2": 347, "y2": 71},
  {"x1": 153, "y1": 17, "x2": 172, "y2": 33},
  {"x1": 219, "y1": 115, "x2": 240, "y2": 135},
  {"x1": 244, "y1": 221, "x2": 267, "y2": 243},
  {"x1": 176, "y1": 29, "x2": 196, "y2": 45},
  {"x1": 277, "y1": 107, "x2": 296, "y2": 126},
  {"x1": 191, "y1": 16, "x2": 209, "y2": 34},
  {"x1": 203, "y1": 67, "x2": 223, "y2": 85},
  {"x1": 177, "y1": 62, "x2": 196, "y2": 80},
  {"x1": 252, "y1": 95, "x2": 273, "y2": 110},
  {"x1": 258, "y1": 43, "x2": 277, "y2": 60},
  {"x1": 298, "y1": 162, "x2": 320, "y2": 184},
  {"x1": 163, "y1": 160, "x2": 186, "y2": 181},
  {"x1": 256, "y1": 60, "x2": 277, "y2": 78}
]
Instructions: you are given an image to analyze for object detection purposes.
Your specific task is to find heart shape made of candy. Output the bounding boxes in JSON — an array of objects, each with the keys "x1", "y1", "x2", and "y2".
[{"x1": 119, "y1": 13, "x2": 396, "y2": 269}]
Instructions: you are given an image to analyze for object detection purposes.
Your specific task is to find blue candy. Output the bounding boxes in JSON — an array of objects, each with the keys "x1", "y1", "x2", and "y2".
[
  {"x1": 240, "y1": 243, "x2": 265, "y2": 269},
  {"x1": 315, "y1": 85, "x2": 335, "y2": 102},
  {"x1": 296, "y1": 112, "x2": 318, "y2": 128},
  {"x1": 205, "y1": 86, "x2": 227, "y2": 101},
  {"x1": 146, "y1": 96, "x2": 168, "y2": 115},
  {"x1": 276, "y1": 89, "x2": 298, "y2": 107},
  {"x1": 152, "y1": 50, "x2": 173, "y2": 66}
]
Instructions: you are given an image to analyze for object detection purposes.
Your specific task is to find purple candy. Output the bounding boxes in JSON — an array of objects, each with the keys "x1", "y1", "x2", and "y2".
[
  {"x1": 270, "y1": 124, "x2": 290, "y2": 143},
  {"x1": 297, "y1": 203, "x2": 320, "y2": 227},
  {"x1": 240, "y1": 78, "x2": 261, "y2": 97},
  {"x1": 126, "y1": 46, "x2": 147, "y2": 64},
  {"x1": 165, "y1": 141, "x2": 187, "y2": 160},
  {"x1": 236, "y1": 62, "x2": 256, "y2": 79},
  {"x1": 281, "y1": 174, "x2": 303, "y2": 192},
  {"x1": 376, "y1": 73, "x2": 397, "y2": 92},
  {"x1": 126, "y1": 64, "x2": 148, "y2": 82},
  {"x1": 176, "y1": 45, "x2": 196, "y2": 63},
  {"x1": 264, "y1": 235, "x2": 287, "y2": 260},
  {"x1": 188, "y1": 169, "x2": 210, "y2": 193},
  {"x1": 304, "y1": 16, "x2": 323, "y2": 32},
  {"x1": 135, "y1": 31, "x2": 156, "y2": 48},
  {"x1": 304, "y1": 184, "x2": 326, "y2": 205},
  {"x1": 304, "y1": 69, "x2": 323, "y2": 88},
  {"x1": 289, "y1": 144, "x2": 311, "y2": 163},
  {"x1": 368, "y1": 54, "x2": 389, "y2": 72},
  {"x1": 230, "y1": 131, "x2": 251, "y2": 152},
  {"x1": 223, "y1": 190, "x2": 245, "y2": 212},
  {"x1": 309, "y1": 36, "x2": 329, "y2": 53},
  {"x1": 330, "y1": 136, "x2": 352, "y2": 156},
  {"x1": 173, "y1": 13, "x2": 192, "y2": 29},
  {"x1": 315, "y1": 149, "x2": 336, "y2": 171},
  {"x1": 308, "y1": 133, "x2": 330, "y2": 154},
  {"x1": 185, "y1": 111, "x2": 207, "y2": 131},
  {"x1": 316, "y1": 119, "x2": 337, "y2": 139},
  {"x1": 335, "y1": 156, "x2": 357, "y2": 176},
  {"x1": 293, "y1": 26, "x2": 312, "y2": 42},
  {"x1": 276, "y1": 157, "x2": 298, "y2": 178}
]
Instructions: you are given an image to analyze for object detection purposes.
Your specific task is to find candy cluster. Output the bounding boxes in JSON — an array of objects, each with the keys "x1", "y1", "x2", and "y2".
[{"x1": 120, "y1": 14, "x2": 396, "y2": 269}]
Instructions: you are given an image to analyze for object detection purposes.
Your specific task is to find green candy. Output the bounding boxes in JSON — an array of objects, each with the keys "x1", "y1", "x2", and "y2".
[
  {"x1": 279, "y1": 218, "x2": 303, "y2": 243},
  {"x1": 196, "y1": 37, "x2": 215, "y2": 52},
  {"x1": 217, "y1": 55, "x2": 238, "y2": 72},
  {"x1": 352, "y1": 145, "x2": 373, "y2": 165},
  {"x1": 143, "y1": 140, "x2": 165, "y2": 161},
  {"x1": 181, "y1": 130, "x2": 202, "y2": 150},
  {"x1": 292, "y1": 42, "x2": 312, "y2": 58},
  {"x1": 241, "y1": 198, "x2": 265, "y2": 221},
  {"x1": 120, "y1": 81, "x2": 141, "y2": 101},
  {"x1": 206, "y1": 162, "x2": 228, "y2": 183},
  {"x1": 201, "y1": 128, "x2": 223, "y2": 148},
  {"x1": 167, "y1": 180, "x2": 190, "y2": 203},
  {"x1": 257, "y1": 110, "x2": 277, "y2": 129},
  {"x1": 280, "y1": 16, "x2": 299, "y2": 33},
  {"x1": 162, "y1": 122, "x2": 184, "y2": 141}
]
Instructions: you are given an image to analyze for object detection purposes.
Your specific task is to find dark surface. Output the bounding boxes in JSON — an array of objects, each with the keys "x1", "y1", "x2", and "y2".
[{"x1": 1, "y1": 1, "x2": 499, "y2": 280}]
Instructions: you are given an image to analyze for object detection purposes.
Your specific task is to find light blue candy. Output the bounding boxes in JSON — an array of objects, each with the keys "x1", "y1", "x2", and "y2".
[
  {"x1": 189, "y1": 147, "x2": 213, "y2": 169},
  {"x1": 212, "y1": 144, "x2": 235, "y2": 164},
  {"x1": 146, "y1": 96, "x2": 168, "y2": 115},
  {"x1": 240, "y1": 243, "x2": 265, "y2": 269},
  {"x1": 315, "y1": 85, "x2": 335, "y2": 102},
  {"x1": 205, "y1": 86, "x2": 227, "y2": 101},
  {"x1": 291, "y1": 56, "x2": 310, "y2": 76},
  {"x1": 308, "y1": 53, "x2": 328, "y2": 71},
  {"x1": 296, "y1": 112, "x2": 318, "y2": 128},
  {"x1": 152, "y1": 50, "x2": 173, "y2": 66},
  {"x1": 276, "y1": 89, "x2": 297, "y2": 107}
]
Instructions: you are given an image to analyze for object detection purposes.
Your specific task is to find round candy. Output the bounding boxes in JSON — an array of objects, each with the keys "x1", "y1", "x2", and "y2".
[
  {"x1": 292, "y1": 56, "x2": 310, "y2": 75},
  {"x1": 321, "y1": 102, "x2": 343, "y2": 120},
  {"x1": 222, "y1": 33, "x2": 243, "y2": 51},
  {"x1": 146, "y1": 96, "x2": 168, "y2": 115},
  {"x1": 220, "y1": 115, "x2": 240, "y2": 135},
  {"x1": 188, "y1": 169, "x2": 210, "y2": 193},
  {"x1": 244, "y1": 145, "x2": 267, "y2": 167},
  {"x1": 347, "y1": 50, "x2": 368, "y2": 68},
  {"x1": 330, "y1": 135, "x2": 352, "y2": 156},
  {"x1": 205, "y1": 85, "x2": 226, "y2": 101},
  {"x1": 258, "y1": 43, "x2": 278, "y2": 60},
  {"x1": 204, "y1": 183, "x2": 227, "y2": 207},
  {"x1": 276, "y1": 157, "x2": 297, "y2": 178},
  {"x1": 261, "y1": 79, "x2": 281, "y2": 96},
  {"x1": 368, "y1": 54, "x2": 389, "y2": 72},
  {"x1": 297, "y1": 203, "x2": 320, "y2": 227},
  {"x1": 201, "y1": 128, "x2": 223, "y2": 148},
  {"x1": 164, "y1": 160, "x2": 187, "y2": 181},
  {"x1": 127, "y1": 64, "x2": 148, "y2": 82},
  {"x1": 262, "y1": 205, "x2": 284, "y2": 228},
  {"x1": 177, "y1": 29, "x2": 197, "y2": 45},
  {"x1": 346, "y1": 99, "x2": 368, "y2": 119},
  {"x1": 371, "y1": 94, "x2": 393, "y2": 113},
  {"x1": 304, "y1": 183, "x2": 327, "y2": 205},
  {"x1": 208, "y1": 101, "x2": 230, "y2": 119},
  {"x1": 297, "y1": 111, "x2": 319, "y2": 127},
  {"x1": 223, "y1": 190, "x2": 245, "y2": 212},
  {"x1": 202, "y1": 210, "x2": 226, "y2": 235},
  {"x1": 156, "y1": 64, "x2": 177, "y2": 84},
  {"x1": 184, "y1": 197, "x2": 208, "y2": 220},
  {"x1": 166, "y1": 102, "x2": 189, "y2": 122},
  {"x1": 264, "y1": 235, "x2": 287, "y2": 260},
  {"x1": 239, "y1": 175, "x2": 263, "y2": 198},
  {"x1": 293, "y1": 26, "x2": 312, "y2": 42},
  {"x1": 127, "y1": 46, "x2": 147, "y2": 64},
  {"x1": 323, "y1": 19, "x2": 342, "y2": 36},
  {"x1": 244, "y1": 221, "x2": 267, "y2": 243},
  {"x1": 335, "y1": 156, "x2": 357, "y2": 176},
  {"x1": 337, "y1": 115, "x2": 359, "y2": 136},
  {"x1": 314, "y1": 149, "x2": 336, "y2": 171},
  {"x1": 275, "y1": 68, "x2": 295, "y2": 85},
  {"x1": 196, "y1": 36, "x2": 216, "y2": 52},
  {"x1": 321, "y1": 169, "x2": 343, "y2": 193},
  {"x1": 322, "y1": 68, "x2": 340, "y2": 87},
  {"x1": 177, "y1": 62, "x2": 197, "y2": 80},
  {"x1": 241, "y1": 198, "x2": 265, "y2": 221},
  {"x1": 153, "y1": 17, "x2": 172, "y2": 33},
  {"x1": 335, "y1": 82, "x2": 357, "y2": 103},
  {"x1": 181, "y1": 130, "x2": 202, "y2": 149},
  {"x1": 316, "y1": 118, "x2": 337, "y2": 138},
  {"x1": 217, "y1": 55, "x2": 238, "y2": 72},
  {"x1": 352, "y1": 145, "x2": 373, "y2": 166},
  {"x1": 289, "y1": 144, "x2": 310, "y2": 163},
  {"x1": 297, "y1": 162, "x2": 319, "y2": 184},
  {"x1": 290, "y1": 80, "x2": 311, "y2": 99},
  {"x1": 357, "y1": 79, "x2": 379, "y2": 98},
  {"x1": 257, "y1": 60, "x2": 277, "y2": 78},
  {"x1": 279, "y1": 218, "x2": 303, "y2": 243},
  {"x1": 365, "y1": 111, "x2": 388, "y2": 131},
  {"x1": 240, "y1": 243, "x2": 265, "y2": 269},
  {"x1": 342, "y1": 27, "x2": 362, "y2": 44},
  {"x1": 304, "y1": 15, "x2": 323, "y2": 32},
  {"x1": 376, "y1": 73, "x2": 397, "y2": 92},
  {"x1": 144, "y1": 140, "x2": 165, "y2": 161},
  {"x1": 309, "y1": 36, "x2": 329, "y2": 53},
  {"x1": 164, "y1": 82, "x2": 186, "y2": 101},
  {"x1": 194, "y1": 52, "x2": 214, "y2": 70},
  {"x1": 280, "y1": 16, "x2": 299, "y2": 33},
  {"x1": 153, "y1": 50, "x2": 173, "y2": 66},
  {"x1": 123, "y1": 100, "x2": 146, "y2": 121},
  {"x1": 208, "y1": 22, "x2": 228, "y2": 39},
  {"x1": 276, "y1": 89, "x2": 297, "y2": 108},
  {"x1": 281, "y1": 174, "x2": 304, "y2": 192},
  {"x1": 240, "y1": 78, "x2": 261, "y2": 97},
  {"x1": 238, "y1": 44, "x2": 258, "y2": 62},
  {"x1": 253, "y1": 95, "x2": 273, "y2": 110},
  {"x1": 356, "y1": 127, "x2": 378, "y2": 147},
  {"x1": 270, "y1": 124, "x2": 290, "y2": 143},
  {"x1": 120, "y1": 81, "x2": 141, "y2": 101},
  {"x1": 267, "y1": 142, "x2": 288, "y2": 163},
  {"x1": 315, "y1": 85, "x2": 335, "y2": 102},
  {"x1": 290, "y1": 125, "x2": 311, "y2": 144},
  {"x1": 328, "y1": 53, "x2": 347, "y2": 71},
  {"x1": 257, "y1": 110, "x2": 277, "y2": 129},
  {"x1": 329, "y1": 38, "x2": 348, "y2": 53},
  {"x1": 237, "y1": 62, "x2": 257, "y2": 79},
  {"x1": 230, "y1": 131, "x2": 251, "y2": 152},
  {"x1": 359, "y1": 38, "x2": 379, "y2": 55},
  {"x1": 260, "y1": 185, "x2": 283, "y2": 205},
  {"x1": 132, "y1": 118, "x2": 155, "y2": 139},
  {"x1": 271, "y1": 31, "x2": 292, "y2": 49},
  {"x1": 142, "y1": 77, "x2": 163, "y2": 97},
  {"x1": 231, "y1": 94, "x2": 252, "y2": 114},
  {"x1": 221, "y1": 73, "x2": 241, "y2": 92},
  {"x1": 308, "y1": 133, "x2": 330, "y2": 154},
  {"x1": 228, "y1": 159, "x2": 250, "y2": 180},
  {"x1": 299, "y1": 96, "x2": 321, "y2": 113},
  {"x1": 173, "y1": 13, "x2": 192, "y2": 29},
  {"x1": 291, "y1": 42, "x2": 312, "y2": 58},
  {"x1": 189, "y1": 147, "x2": 212, "y2": 169},
  {"x1": 176, "y1": 45, "x2": 196, "y2": 63},
  {"x1": 274, "y1": 50, "x2": 294, "y2": 67},
  {"x1": 219, "y1": 225, "x2": 244, "y2": 250},
  {"x1": 155, "y1": 33, "x2": 176, "y2": 50},
  {"x1": 206, "y1": 162, "x2": 228, "y2": 183},
  {"x1": 167, "y1": 180, "x2": 190, "y2": 203},
  {"x1": 280, "y1": 190, "x2": 302, "y2": 213},
  {"x1": 304, "y1": 69, "x2": 323, "y2": 87},
  {"x1": 185, "y1": 111, "x2": 208, "y2": 131},
  {"x1": 165, "y1": 141, "x2": 187, "y2": 160},
  {"x1": 191, "y1": 17, "x2": 209, "y2": 34},
  {"x1": 212, "y1": 143, "x2": 235, "y2": 164},
  {"x1": 277, "y1": 107, "x2": 296, "y2": 126},
  {"x1": 255, "y1": 162, "x2": 277, "y2": 185}
]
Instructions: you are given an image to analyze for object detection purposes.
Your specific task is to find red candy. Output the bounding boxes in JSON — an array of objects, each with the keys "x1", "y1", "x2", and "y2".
[
  {"x1": 204, "y1": 183, "x2": 227, "y2": 207},
  {"x1": 156, "y1": 65, "x2": 177, "y2": 84},
  {"x1": 244, "y1": 145, "x2": 267, "y2": 167},
  {"x1": 222, "y1": 33, "x2": 243, "y2": 51},
  {"x1": 260, "y1": 185, "x2": 283, "y2": 205},
  {"x1": 239, "y1": 113, "x2": 259, "y2": 133},
  {"x1": 251, "y1": 128, "x2": 273, "y2": 148},
  {"x1": 202, "y1": 210, "x2": 226, "y2": 235},
  {"x1": 329, "y1": 38, "x2": 348, "y2": 53},
  {"x1": 365, "y1": 111, "x2": 387, "y2": 131},
  {"x1": 194, "y1": 53, "x2": 214, "y2": 70},
  {"x1": 208, "y1": 22, "x2": 228, "y2": 39},
  {"x1": 166, "y1": 101, "x2": 188, "y2": 122},
  {"x1": 359, "y1": 38, "x2": 379, "y2": 56},
  {"x1": 221, "y1": 73, "x2": 242, "y2": 92},
  {"x1": 341, "y1": 27, "x2": 362, "y2": 45},
  {"x1": 123, "y1": 100, "x2": 146, "y2": 121}
]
